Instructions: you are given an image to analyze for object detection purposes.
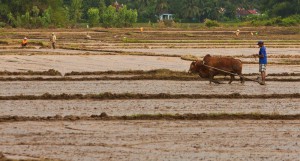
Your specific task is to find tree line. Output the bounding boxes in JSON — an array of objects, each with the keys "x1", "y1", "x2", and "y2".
[
  {"x1": 0, "y1": 0, "x2": 299, "y2": 28},
  {"x1": 0, "y1": 0, "x2": 137, "y2": 28}
]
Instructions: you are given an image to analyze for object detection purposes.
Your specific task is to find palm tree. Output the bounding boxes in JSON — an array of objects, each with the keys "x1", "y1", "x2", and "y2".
[
  {"x1": 128, "y1": 0, "x2": 153, "y2": 12},
  {"x1": 156, "y1": 0, "x2": 168, "y2": 14},
  {"x1": 70, "y1": 0, "x2": 83, "y2": 23},
  {"x1": 182, "y1": 0, "x2": 200, "y2": 19},
  {"x1": 199, "y1": 0, "x2": 221, "y2": 20},
  {"x1": 137, "y1": 0, "x2": 152, "y2": 6}
]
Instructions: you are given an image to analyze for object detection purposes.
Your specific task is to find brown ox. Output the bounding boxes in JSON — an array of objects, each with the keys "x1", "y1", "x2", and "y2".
[{"x1": 189, "y1": 54, "x2": 245, "y2": 84}]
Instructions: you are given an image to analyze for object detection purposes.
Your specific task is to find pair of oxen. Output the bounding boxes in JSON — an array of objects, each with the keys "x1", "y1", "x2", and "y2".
[{"x1": 189, "y1": 54, "x2": 245, "y2": 84}]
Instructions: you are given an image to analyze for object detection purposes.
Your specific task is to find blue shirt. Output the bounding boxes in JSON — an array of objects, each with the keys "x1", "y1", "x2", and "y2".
[{"x1": 259, "y1": 46, "x2": 267, "y2": 64}]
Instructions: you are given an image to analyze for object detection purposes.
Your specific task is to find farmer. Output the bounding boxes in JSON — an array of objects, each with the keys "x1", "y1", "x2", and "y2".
[
  {"x1": 50, "y1": 32, "x2": 57, "y2": 49},
  {"x1": 235, "y1": 29, "x2": 240, "y2": 37},
  {"x1": 254, "y1": 40, "x2": 267, "y2": 85},
  {"x1": 21, "y1": 37, "x2": 28, "y2": 47}
]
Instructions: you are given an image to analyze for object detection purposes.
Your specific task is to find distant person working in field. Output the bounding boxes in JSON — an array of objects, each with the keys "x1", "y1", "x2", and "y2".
[
  {"x1": 50, "y1": 32, "x2": 57, "y2": 49},
  {"x1": 235, "y1": 29, "x2": 240, "y2": 37},
  {"x1": 253, "y1": 40, "x2": 267, "y2": 85},
  {"x1": 21, "y1": 37, "x2": 28, "y2": 47}
]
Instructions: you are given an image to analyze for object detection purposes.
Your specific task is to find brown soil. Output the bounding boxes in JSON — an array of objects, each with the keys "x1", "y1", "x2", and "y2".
[
  {"x1": 1, "y1": 54, "x2": 300, "y2": 75},
  {"x1": 0, "y1": 120, "x2": 300, "y2": 160},
  {"x1": 0, "y1": 81, "x2": 299, "y2": 96},
  {"x1": 0, "y1": 99, "x2": 299, "y2": 117}
]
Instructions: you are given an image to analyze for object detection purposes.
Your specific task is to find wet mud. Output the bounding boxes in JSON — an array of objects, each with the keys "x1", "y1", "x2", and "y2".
[
  {"x1": 0, "y1": 81, "x2": 299, "y2": 96},
  {"x1": 0, "y1": 99, "x2": 299, "y2": 117},
  {"x1": 0, "y1": 120, "x2": 300, "y2": 160},
  {"x1": 1, "y1": 55, "x2": 300, "y2": 75}
]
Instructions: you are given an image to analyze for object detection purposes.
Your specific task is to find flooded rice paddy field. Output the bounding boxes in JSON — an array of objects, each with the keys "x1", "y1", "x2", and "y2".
[{"x1": 0, "y1": 28, "x2": 300, "y2": 160}]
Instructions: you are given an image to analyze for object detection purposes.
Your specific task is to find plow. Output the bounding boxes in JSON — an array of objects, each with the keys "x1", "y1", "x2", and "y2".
[{"x1": 201, "y1": 63, "x2": 263, "y2": 84}]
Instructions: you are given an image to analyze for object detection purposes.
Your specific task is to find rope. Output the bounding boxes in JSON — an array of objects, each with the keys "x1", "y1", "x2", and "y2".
[{"x1": 202, "y1": 63, "x2": 259, "y2": 83}]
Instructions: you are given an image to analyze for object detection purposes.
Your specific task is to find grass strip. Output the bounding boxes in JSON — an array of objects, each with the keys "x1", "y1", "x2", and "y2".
[
  {"x1": 0, "y1": 69, "x2": 62, "y2": 76},
  {"x1": 1, "y1": 113, "x2": 300, "y2": 122},
  {"x1": 65, "y1": 69, "x2": 187, "y2": 76},
  {"x1": 0, "y1": 93, "x2": 299, "y2": 100},
  {"x1": 65, "y1": 69, "x2": 300, "y2": 76}
]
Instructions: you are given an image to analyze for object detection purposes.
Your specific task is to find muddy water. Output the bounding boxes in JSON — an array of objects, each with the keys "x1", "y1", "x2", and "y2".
[
  {"x1": 0, "y1": 99, "x2": 299, "y2": 117},
  {"x1": 0, "y1": 81, "x2": 299, "y2": 96},
  {"x1": 0, "y1": 120, "x2": 299, "y2": 161}
]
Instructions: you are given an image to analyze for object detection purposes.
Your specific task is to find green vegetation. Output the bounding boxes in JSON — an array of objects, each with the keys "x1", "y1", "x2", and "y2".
[
  {"x1": 0, "y1": 69, "x2": 62, "y2": 76},
  {"x1": 2, "y1": 113, "x2": 300, "y2": 122},
  {"x1": 65, "y1": 69, "x2": 188, "y2": 76},
  {"x1": 0, "y1": 0, "x2": 137, "y2": 28},
  {"x1": 244, "y1": 14, "x2": 300, "y2": 27},
  {"x1": 0, "y1": 0, "x2": 299, "y2": 28},
  {"x1": 204, "y1": 19, "x2": 220, "y2": 27},
  {"x1": 102, "y1": 5, "x2": 137, "y2": 27},
  {"x1": 88, "y1": 8, "x2": 100, "y2": 27},
  {"x1": 1, "y1": 92, "x2": 300, "y2": 101}
]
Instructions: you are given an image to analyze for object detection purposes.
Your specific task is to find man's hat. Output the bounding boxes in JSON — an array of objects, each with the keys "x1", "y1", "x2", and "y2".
[
  {"x1": 52, "y1": 32, "x2": 54, "y2": 35},
  {"x1": 257, "y1": 40, "x2": 264, "y2": 45},
  {"x1": 24, "y1": 37, "x2": 27, "y2": 40}
]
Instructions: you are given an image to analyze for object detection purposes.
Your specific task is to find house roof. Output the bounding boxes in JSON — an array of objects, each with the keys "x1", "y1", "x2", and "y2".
[
  {"x1": 237, "y1": 9, "x2": 258, "y2": 16},
  {"x1": 248, "y1": 10, "x2": 258, "y2": 14},
  {"x1": 160, "y1": 13, "x2": 174, "y2": 15}
]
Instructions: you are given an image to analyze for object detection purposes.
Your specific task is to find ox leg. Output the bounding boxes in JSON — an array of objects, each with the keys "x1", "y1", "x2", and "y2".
[
  {"x1": 239, "y1": 75, "x2": 245, "y2": 84},
  {"x1": 209, "y1": 74, "x2": 220, "y2": 84},
  {"x1": 229, "y1": 75, "x2": 235, "y2": 84}
]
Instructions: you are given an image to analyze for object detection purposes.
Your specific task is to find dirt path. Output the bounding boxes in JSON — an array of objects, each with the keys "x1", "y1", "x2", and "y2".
[
  {"x1": 1, "y1": 120, "x2": 300, "y2": 161},
  {"x1": 0, "y1": 99, "x2": 299, "y2": 116},
  {"x1": 0, "y1": 81, "x2": 299, "y2": 96}
]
